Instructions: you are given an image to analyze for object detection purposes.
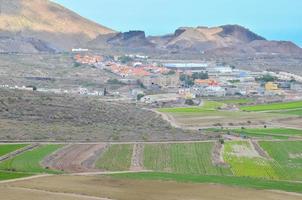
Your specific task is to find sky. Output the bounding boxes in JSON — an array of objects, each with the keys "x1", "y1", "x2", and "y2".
[{"x1": 53, "y1": 0, "x2": 302, "y2": 46}]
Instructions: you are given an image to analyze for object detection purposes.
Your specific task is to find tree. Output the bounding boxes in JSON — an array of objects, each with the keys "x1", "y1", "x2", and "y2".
[
  {"x1": 137, "y1": 94, "x2": 145, "y2": 101},
  {"x1": 185, "y1": 99, "x2": 194, "y2": 105},
  {"x1": 180, "y1": 74, "x2": 194, "y2": 87},
  {"x1": 192, "y1": 72, "x2": 209, "y2": 80},
  {"x1": 256, "y1": 74, "x2": 276, "y2": 82},
  {"x1": 118, "y1": 56, "x2": 133, "y2": 64}
]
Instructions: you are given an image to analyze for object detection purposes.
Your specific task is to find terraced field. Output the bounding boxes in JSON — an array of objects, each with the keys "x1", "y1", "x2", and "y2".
[
  {"x1": 241, "y1": 100, "x2": 302, "y2": 112},
  {"x1": 223, "y1": 141, "x2": 282, "y2": 179},
  {"x1": 96, "y1": 144, "x2": 133, "y2": 171},
  {"x1": 158, "y1": 100, "x2": 292, "y2": 128},
  {"x1": 218, "y1": 98, "x2": 254, "y2": 105},
  {"x1": 232, "y1": 128, "x2": 302, "y2": 139},
  {"x1": 0, "y1": 145, "x2": 63, "y2": 174},
  {"x1": 158, "y1": 101, "x2": 224, "y2": 113},
  {"x1": 260, "y1": 141, "x2": 302, "y2": 181},
  {"x1": 0, "y1": 144, "x2": 28, "y2": 157},
  {"x1": 144, "y1": 143, "x2": 232, "y2": 175}
]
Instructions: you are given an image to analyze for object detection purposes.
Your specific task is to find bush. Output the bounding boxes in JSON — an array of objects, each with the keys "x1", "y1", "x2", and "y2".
[
  {"x1": 219, "y1": 138, "x2": 225, "y2": 145},
  {"x1": 185, "y1": 99, "x2": 194, "y2": 105}
]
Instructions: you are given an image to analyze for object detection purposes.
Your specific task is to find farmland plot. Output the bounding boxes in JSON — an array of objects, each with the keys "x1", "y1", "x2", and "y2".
[
  {"x1": 260, "y1": 141, "x2": 302, "y2": 181},
  {"x1": 0, "y1": 144, "x2": 28, "y2": 157},
  {"x1": 0, "y1": 145, "x2": 63, "y2": 174},
  {"x1": 240, "y1": 100, "x2": 302, "y2": 112},
  {"x1": 232, "y1": 128, "x2": 302, "y2": 139},
  {"x1": 96, "y1": 144, "x2": 133, "y2": 171},
  {"x1": 144, "y1": 143, "x2": 232, "y2": 175},
  {"x1": 223, "y1": 141, "x2": 281, "y2": 179}
]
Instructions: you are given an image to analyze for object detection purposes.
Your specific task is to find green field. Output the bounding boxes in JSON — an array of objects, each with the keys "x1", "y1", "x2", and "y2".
[
  {"x1": 260, "y1": 141, "x2": 302, "y2": 181},
  {"x1": 0, "y1": 171, "x2": 32, "y2": 181},
  {"x1": 0, "y1": 144, "x2": 28, "y2": 157},
  {"x1": 223, "y1": 141, "x2": 282, "y2": 179},
  {"x1": 111, "y1": 172, "x2": 302, "y2": 194},
  {"x1": 158, "y1": 101, "x2": 224, "y2": 113},
  {"x1": 241, "y1": 100, "x2": 302, "y2": 112},
  {"x1": 96, "y1": 144, "x2": 133, "y2": 171},
  {"x1": 232, "y1": 128, "x2": 302, "y2": 139},
  {"x1": 274, "y1": 109, "x2": 302, "y2": 116},
  {"x1": 0, "y1": 145, "x2": 63, "y2": 174},
  {"x1": 144, "y1": 143, "x2": 232, "y2": 175},
  {"x1": 218, "y1": 98, "x2": 254, "y2": 105}
]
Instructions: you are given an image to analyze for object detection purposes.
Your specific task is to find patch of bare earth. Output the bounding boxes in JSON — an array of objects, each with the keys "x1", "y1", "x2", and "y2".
[
  {"x1": 130, "y1": 143, "x2": 144, "y2": 171},
  {"x1": 250, "y1": 140, "x2": 271, "y2": 159},
  {"x1": 212, "y1": 141, "x2": 229, "y2": 168},
  {"x1": 2, "y1": 175, "x2": 302, "y2": 200},
  {"x1": 231, "y1": 142, "x2": 261, "y2": 158},
  {"x1": 42, "y1": 144, "x2": 107, "y2": 173},
  {"x1": 0, "y1": 186, "x2": 111, "y2": 200}
]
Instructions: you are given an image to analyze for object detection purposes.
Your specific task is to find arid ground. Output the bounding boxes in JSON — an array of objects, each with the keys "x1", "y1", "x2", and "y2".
[{"x1": 1, "y1": 175, "x2": 301, "y2": 200}]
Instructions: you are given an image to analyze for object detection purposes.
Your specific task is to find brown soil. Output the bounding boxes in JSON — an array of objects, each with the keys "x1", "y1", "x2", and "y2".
[
  {"x1": 0, "y1": 186, "x2": 111, "y2": 200},
  {"x1": 212, "y1": 141, "x2": 229, "y2": 167},
  {"x1": 130, "y1": 143, "x2": 144, "y2": 171},
  {"x1": 42, "y1": 144, "x2": 107, "y2": 173},
  {"x1": 2, "y1": 175, "x2": 302, "y2": 200}
]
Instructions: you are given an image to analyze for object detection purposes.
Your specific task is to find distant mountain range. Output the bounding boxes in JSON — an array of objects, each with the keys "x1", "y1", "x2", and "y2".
[{"x1": 0, "y1": 0, "x2": 301, "y2": 57}]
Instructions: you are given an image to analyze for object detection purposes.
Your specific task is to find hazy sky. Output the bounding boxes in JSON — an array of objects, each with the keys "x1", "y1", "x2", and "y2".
[{"x1": 53, "y1": 0, "x2": 302, "y2": 46}]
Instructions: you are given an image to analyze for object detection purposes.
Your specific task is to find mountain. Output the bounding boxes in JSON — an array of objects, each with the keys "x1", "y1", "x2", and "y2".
[
  {"x1": 0, "y1": 0, "x2": 301, "y2": 57},
  {"x1": 0, "y1": 35, "x2": 56, "y2": 53},
  {"x1": 149, "y1": 25, "x2": 266, "y2": 51},
  {"x1": 89, "y1": 25, "x2": 302, "y2": 56},
  {"x1": 0, "y1": 0, "x2": 115, "y2": 52}
]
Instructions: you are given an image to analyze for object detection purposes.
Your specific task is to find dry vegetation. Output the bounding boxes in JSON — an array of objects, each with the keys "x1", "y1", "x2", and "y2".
[{"x1": 0, "y1": 88, "x2": 204, "y2": 142}]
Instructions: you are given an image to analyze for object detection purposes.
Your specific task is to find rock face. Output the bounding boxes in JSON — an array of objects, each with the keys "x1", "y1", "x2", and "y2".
[
  {"x1": 0, "y1": 0, "x2": 115, "y2": 52},
  {"x1": 107, "y1": 31, "x2": 153, "y2": 47}
]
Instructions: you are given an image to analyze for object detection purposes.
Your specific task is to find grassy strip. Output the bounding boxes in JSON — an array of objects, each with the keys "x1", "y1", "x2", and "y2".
[
  {"x1": 96, "y1": 144, "x2": 133, "y2": 171},
  {"x1": 274, "y1": 109, "x2": 302, "y2": 116},
  {"x1": 232, "y1": 128, "x2": 302, "y2": 139},
  {"x1": 111, "y1": 172, "x2": 302, "y2": 194},
  {"x1": 241, "y1": 101, "x2": 302, "y2": 112},
  {"x1": 0, "y1": 171, "x2": 32, "y2": 181},
  {"x1": 0, "y1": 144, "x2": 28, "y2": 157},
  {"x1": 158, "y1": 101, "x2": 223, "y2": 113},
  {"x1": 218, "y1": 98, "x2": 254, "y2": 105},
  {"x1": 0, "y1": 145, "x2": 63, "y2": 174}
]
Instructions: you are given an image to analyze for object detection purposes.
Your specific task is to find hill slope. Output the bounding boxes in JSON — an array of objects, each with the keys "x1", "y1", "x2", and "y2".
[{"x1": 0, "y1": 0, "x2": 115, "y2": 51}]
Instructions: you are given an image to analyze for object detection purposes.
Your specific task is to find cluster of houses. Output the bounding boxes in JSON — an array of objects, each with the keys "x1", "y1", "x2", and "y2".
[
  {"x1": 74, "y1": 54, "x2": 104, "y2": 66},
  {"x1": 104, "y1": 62, "x2": 180, "y2": 89},
  {"x1": 69, "y1": 53, "x2": 302, "y2": 103},
  {"x1": 139, "y1": 62, "x2": 302, "y2": 104},
  {"x1": 0, "y1": 84, "x2": 107, "y2": 97}
]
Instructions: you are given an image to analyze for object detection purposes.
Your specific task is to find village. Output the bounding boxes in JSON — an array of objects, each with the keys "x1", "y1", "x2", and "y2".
[
  {"x1": 71, "y1": 53, "x2": 302, "y2": 104},
  {"x1": 3, "y1": 53, "x2": 302, "y2": 106}
]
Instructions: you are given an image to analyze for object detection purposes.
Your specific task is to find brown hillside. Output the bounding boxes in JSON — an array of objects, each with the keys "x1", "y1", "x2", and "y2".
[{"x1": 0, "y1": 0, "x2": 116, "y2": 50}]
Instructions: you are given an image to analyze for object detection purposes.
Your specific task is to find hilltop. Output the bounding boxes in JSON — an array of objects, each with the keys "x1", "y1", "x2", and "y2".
[
  {"x1": 0, "y1": 0, "x2": 301, "y2": 58},
  {"x1": 0, "y1": 0, "x2": 115, "y2": 52}
]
